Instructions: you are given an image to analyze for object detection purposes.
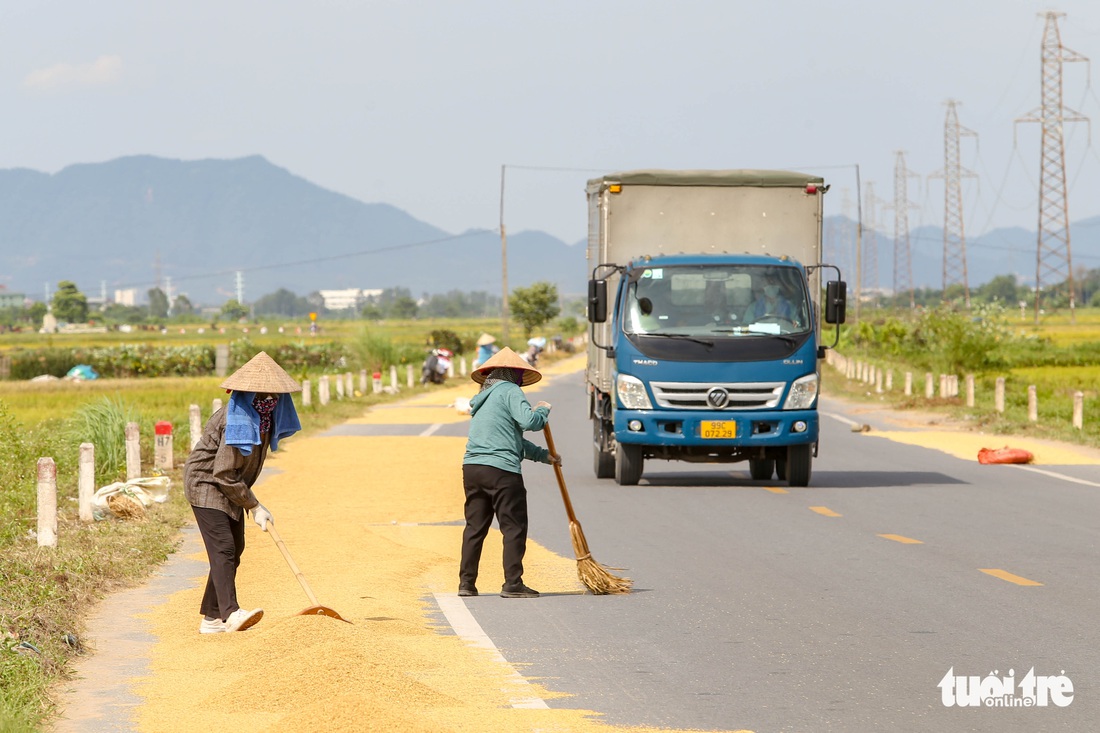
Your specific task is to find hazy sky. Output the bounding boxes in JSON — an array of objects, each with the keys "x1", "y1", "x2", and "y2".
[{"x1": 5, "y1": 1, "x2": 1100, "y2": 256}]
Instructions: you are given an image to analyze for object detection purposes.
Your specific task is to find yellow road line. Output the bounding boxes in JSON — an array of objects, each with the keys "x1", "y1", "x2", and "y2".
[
  {"x1": 980, "y1": 568, "x2": 1043, "y2": 586},
  {"x1": 763, "y1": 486, "x2": 788, "y2": 494},
  {"x1": 809, "y1": 506, "x2": 841, "y2": 517},
  {"x1": 878, "y1": 534, "x2": 923, "y2": 544}
]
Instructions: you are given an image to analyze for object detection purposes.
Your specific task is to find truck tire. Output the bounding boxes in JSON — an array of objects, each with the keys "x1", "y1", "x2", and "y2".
[
  {"x1": 592, "y1": 420, "x2": 615, "y2": 479},
  {"x1": 615, "y1": 443, "x2": 644, "y2": 485},
  {"x1": 775, "y1": 458, "x2": 787, "y2": 481},
  {"x1": 749, "y1": 459, "x2": 775, "y2": 481},
  {"x1": 786, "y1": 444, "x2": 812, "y2": 487}
]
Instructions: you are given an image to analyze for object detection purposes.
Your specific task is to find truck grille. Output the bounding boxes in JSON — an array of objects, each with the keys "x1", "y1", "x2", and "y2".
[{"x1": 649, "y1": 381, "x2": 784, "y2": 410}]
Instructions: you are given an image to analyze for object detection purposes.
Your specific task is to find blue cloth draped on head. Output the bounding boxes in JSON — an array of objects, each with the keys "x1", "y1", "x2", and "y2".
[{"x1": 224, "y1": 391, "x2": 301, "y2": 456}]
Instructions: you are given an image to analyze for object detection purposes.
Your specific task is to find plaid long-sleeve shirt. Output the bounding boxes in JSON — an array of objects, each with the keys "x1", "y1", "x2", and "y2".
[{"x1": 183, "y1": 407, "x2": 270, "y2": 521}]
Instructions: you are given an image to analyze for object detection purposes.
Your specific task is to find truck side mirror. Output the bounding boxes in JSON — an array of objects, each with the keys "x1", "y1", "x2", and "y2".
[
  {"x1": 824, "y1": 281, "x2": 847, "y2": 324},
  {"x1": 588, "y1": 279, "x2": 608, "y2": 323}
]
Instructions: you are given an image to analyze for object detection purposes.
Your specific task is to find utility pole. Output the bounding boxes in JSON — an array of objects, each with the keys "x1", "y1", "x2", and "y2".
[
  {"x1": 235, "y1": 271, "x2": 244, "y2": 305},
  {"x1": 862, "y1": 181, "x2": 882, "y2": 303},
  {"x1": 932, "y1": 99, "x2": 977, "y2": 308},
  {"x1": 499, "y1": 165, "x2": 510, "y2": 342},
  {"x1": 854, "y1": 164, "x2": 863, "y2": 324},
  {"x1": 1016, "y1": 11, "x2": 1088, "y2": 324},
  {"x1": 890, "y1": 151, "x2": 920, "y2": 309}
]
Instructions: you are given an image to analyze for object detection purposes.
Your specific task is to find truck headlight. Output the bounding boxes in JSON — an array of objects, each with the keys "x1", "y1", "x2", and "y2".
[
  {"x1": 783, "y1": 373, "x2": 818, "y2": 410},
  {"x1": 616, "y1": 374, "x2": 653, "y2": 409}
]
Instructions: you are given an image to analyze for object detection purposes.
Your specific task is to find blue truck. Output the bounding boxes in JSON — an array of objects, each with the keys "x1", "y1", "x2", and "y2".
[{"x1": 585, "y1": 169, "x2": 846, "y2": 486}]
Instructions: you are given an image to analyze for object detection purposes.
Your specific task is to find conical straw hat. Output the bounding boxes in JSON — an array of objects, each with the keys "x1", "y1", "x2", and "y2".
[
  {"x1": 220, "y1": 351, "x2": 302, "y2": 393},
  {"x1": 470, "y1": 346, "x2": 542, "y2": 386},
  {"x1": 476, "y1": 332, "x2": 497, "y2": 346}
]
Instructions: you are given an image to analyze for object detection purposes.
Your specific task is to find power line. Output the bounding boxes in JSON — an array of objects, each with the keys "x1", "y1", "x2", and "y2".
[{"x1": 109, "y1": 230, "x2": 491, "y2": 293}]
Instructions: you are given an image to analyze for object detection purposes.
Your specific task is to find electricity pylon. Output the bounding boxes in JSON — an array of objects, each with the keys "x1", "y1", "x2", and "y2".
[
  {"x1": 863, "y1": 182, "x2": 887, "y2": 301},
  {"x1": 930, "y1": 100, "x2": 977, "y2": 307},
  {"x1": 1015, "y1": 11, "x2": 1088, "y2": 323},
  {"x1": 889, "y1": 151, "x2": 920, "y2": 308}
]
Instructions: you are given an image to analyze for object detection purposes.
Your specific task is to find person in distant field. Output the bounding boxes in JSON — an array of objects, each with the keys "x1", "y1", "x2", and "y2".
[
  {"x1": 743, "y1": 272, "x2": 796, "y2": 323},
  {"x1": 473, "y1": 333, "x2": 499, "y2": 370},
  {"x1": 183, "y1": 351, "x2": 301, "y2": 634},
  {"x1": 459, "y1": 347, "x2": 560, "y2": 599}
]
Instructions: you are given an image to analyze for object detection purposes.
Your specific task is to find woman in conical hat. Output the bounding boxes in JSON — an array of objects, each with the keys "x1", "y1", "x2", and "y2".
[
  {"x1": 459, "y1": 347, "x2": 560, "y2": 598},
  {"x1": 183, "y1": 351, "x2": 301, "y2": 634},
  {"x1": 472, "y1": 332, "x2": 499, "y2": 371}
]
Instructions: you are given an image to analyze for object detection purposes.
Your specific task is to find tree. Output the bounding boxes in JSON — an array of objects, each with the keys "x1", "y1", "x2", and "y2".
[
  {"x1": 52, "y1": 281, "x2": 88, "y2": 323},
  {"x1": 172, "y1": 294, "x2": 195, "y2": 316},
  {"x1": 148, "y1": 287, "x2": 169, "y2": 319},
  {"x1": 221, "y1": 299, "x2": 249, "y2": 321},
  {"x1": 254, "y1": 288, "x2": 312, "y2": 317},
  {"x1": 510, "y1": 282, "x2": 561, "y2": 338}
]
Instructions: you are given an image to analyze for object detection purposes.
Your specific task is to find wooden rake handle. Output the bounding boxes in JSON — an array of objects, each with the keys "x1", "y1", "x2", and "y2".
[
  {"x1": 266, "y1": 523, "x2": 321, "y2": 607},
  {"x1": 543, "y1": 423, "x2": 578, "y2": 524}
]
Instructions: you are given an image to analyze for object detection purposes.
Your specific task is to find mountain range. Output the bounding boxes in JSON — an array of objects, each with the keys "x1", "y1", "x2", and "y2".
[{"x1": 2, "y1": 154, "x2": 1098, "y2": 306}]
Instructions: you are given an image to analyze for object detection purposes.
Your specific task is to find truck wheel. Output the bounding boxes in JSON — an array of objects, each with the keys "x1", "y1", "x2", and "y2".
[
  {"x1": 593, "y1": 442, "x2": 615, "y2": 478},
  {"x1": 775, "y1": 458, "x2": 787, "y2": 481},
  {"x1": 592, "y1": 420, "x2": 615, "y2": 479},
  {"x1": 749, "y1": 459, "x2": 775, "y2": 481},
  {"x1": 786, "y1": 444, "x2": 812, "y2": 487},
  {"x1": 615, "y1": 443, "x2": 643, "y2": 485}
]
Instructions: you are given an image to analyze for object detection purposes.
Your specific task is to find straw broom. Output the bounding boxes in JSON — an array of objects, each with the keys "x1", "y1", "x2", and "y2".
[{"x1": 543, "y1": 424, "x2": 632, "y2": 595}]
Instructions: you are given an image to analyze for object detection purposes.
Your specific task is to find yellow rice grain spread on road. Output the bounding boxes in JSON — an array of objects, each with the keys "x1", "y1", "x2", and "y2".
[{"x1": 125, "y1": 360, "x2": 751, "y2": 733}]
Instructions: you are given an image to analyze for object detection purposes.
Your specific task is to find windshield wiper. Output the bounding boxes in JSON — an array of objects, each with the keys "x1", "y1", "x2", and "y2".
[{"x1": 639, "y1": 332, "x2": 715, "y2": 347}]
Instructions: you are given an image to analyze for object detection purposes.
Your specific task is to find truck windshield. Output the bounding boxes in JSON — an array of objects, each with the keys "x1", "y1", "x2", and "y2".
[{"x1": 624, "y1": 265, "x2": 811, "y2": 338}]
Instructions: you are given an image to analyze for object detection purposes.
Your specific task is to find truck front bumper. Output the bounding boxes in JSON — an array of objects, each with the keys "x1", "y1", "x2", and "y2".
[{"x1": 614, "y1": 408, "x2": 818, "y2": 448}]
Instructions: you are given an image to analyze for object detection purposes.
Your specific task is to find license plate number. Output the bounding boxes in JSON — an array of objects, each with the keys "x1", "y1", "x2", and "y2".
[{"x1": 700, "y1": 420, "x2": 737, "y2": 439}]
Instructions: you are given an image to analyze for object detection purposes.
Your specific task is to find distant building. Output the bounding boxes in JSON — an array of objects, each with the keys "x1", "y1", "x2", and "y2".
[
  {"x1": 0, "y1": 291, "x2": 26, "y2": 309},
  {"x1": 114, "y1": 289, "x2": 137, "y2": 306},
  {"x1": 319, "y1": 288, "x2": 383, "y2": 311}
]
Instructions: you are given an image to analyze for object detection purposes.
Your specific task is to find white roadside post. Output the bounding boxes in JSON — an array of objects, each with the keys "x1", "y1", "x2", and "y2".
[
  {"x1": 301, "y1": 379, "x2": 312, "y2": 407},
  {"x1": 360, "y1": 369, "x2": 368, "y2": 394},
  {"x1": 335, "y1": 374, "x2": 345, "y2": 399},
  {"x1": 406, "y1": 364, "x2": 414, "y2": 388},
  {"x1": 1074, "y1": 391, "x2": 1084, "y2": 430},
  {"x1": 390, "y1": 365, "x2": 399, "y2": 391},
  {"x1": 37, "y1": 457, "x2": 58, "y2": 547},
  {"x1": 213, "y1": 398, "x2": 223, "y2": 414},
  {"x1": 78, "y1": 443, "x2": 95, "y2": 522},
  {"x1": 189, "y1": 404, "x2": 202, "y2": 450},
  {"x1": 345, "y1": 372, "x2": 353, "y2": 397},
  {"x1": 966, "y1": 375, "x2": 975, "y2": 407},
  {"x1": 154, "y1": 421, "x2": 173, "y2": 471},
  {"x1": 125, "y1": 422, "x2": 141, "y2": 481},
  {"x1": 1028, "y1": 385, "x2": 1038, "y2": 423},
  {"x1": 995, "y1": 377, "x2": 1005, "y2": 413},
  {"x1": 320, "y1": 375, "x2": 330, "y2": 405}
]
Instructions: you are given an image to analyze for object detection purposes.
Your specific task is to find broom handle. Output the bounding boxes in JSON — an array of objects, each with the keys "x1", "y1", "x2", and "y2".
[
  {"x1": 543, "y1": 424, "x2": 579, "y2": 524},
  {"x1": 267, "y1": 523, "x2": 321, "y2": 606}
]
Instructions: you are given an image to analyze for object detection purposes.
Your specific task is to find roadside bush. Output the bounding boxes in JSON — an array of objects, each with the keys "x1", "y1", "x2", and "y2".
[{"x1": 64, "y1": 397, "x2": 141, "y2": 487}]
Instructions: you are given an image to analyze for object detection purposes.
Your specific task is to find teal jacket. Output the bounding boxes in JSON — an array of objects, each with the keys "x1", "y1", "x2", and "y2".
[{"x1": 463, "y1": 381, "x2": 551, "y2": 473}]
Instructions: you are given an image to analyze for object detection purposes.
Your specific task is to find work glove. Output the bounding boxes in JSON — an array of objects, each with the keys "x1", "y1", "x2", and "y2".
[{"x1": 251, "y1": 503, "x2": 273, "y2": 532}]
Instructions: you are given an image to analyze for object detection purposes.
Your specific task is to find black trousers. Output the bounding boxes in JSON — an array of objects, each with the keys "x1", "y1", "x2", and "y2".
[
  {"x1": 192, "y1": 505, "x2": 246, "y2": 620},
  {"x1": 460, "y1": 463, "x2": 528, "y2": 589}
]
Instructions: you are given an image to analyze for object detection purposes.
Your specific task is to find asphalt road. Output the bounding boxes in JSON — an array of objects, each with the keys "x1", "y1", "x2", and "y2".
[{"x1": 462, "y1": 370, "x2": 1100, "y2": 732}]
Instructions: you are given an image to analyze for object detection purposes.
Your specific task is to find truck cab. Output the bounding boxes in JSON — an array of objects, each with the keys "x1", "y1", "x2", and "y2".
[{"x1": 584, "y1": 169, "x2": 845, "y2": 487}]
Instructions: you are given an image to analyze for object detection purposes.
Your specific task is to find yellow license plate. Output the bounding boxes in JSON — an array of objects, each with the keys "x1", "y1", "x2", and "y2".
[{"x1": 699, "y1": 420, "x2": 737, "y2": 439}]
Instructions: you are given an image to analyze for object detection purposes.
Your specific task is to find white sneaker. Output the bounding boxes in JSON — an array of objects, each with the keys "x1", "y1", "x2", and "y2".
[
  {"x1": 199, "y1": 617, "x2": 227, "y2": 634},
  {"x1": 224, "y1": 608, "x2": 263, "y2": 632}
]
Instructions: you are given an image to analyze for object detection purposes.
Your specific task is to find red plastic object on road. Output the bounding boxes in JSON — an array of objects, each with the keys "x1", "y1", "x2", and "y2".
[{"x1": 977, "y1": 446, "x2": 1034, "y2": 465}]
